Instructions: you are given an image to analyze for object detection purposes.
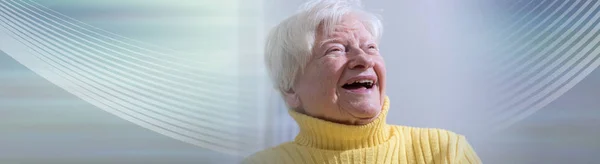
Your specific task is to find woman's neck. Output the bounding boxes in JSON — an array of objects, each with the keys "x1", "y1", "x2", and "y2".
[{"x1": 288, "y1": 96, "x2": 392, "y2": 150}]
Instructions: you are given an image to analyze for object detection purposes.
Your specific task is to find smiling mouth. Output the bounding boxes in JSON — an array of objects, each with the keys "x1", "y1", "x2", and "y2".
[{"x1": 341, "y1": 79, "x2": 375, "y2": 90}]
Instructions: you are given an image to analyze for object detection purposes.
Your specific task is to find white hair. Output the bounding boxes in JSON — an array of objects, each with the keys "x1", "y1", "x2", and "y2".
[{"x1": 265, "y1": 0, "x2": 383, "y2": 93}]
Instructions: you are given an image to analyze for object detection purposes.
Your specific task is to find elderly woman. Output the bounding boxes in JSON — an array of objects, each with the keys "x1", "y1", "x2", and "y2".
[{"x1": 244, "y1": 0, "x2": 481, "y2": 163}]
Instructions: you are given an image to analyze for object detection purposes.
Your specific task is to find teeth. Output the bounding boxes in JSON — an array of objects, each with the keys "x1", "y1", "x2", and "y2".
[{"x1": 347, "y1": 79, "x2": 374, "y2": 85}]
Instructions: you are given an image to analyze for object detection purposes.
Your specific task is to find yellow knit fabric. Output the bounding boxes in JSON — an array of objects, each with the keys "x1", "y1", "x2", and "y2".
[{"x1": 244, "y1": 97, "x2": 482, "y2": 164}]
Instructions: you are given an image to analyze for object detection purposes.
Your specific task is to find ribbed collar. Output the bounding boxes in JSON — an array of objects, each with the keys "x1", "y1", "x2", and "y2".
[{"x1": 288, "y1": 96, "x2": 392, "y2": 150}]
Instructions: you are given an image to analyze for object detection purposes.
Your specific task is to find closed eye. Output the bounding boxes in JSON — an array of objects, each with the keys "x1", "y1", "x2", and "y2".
[
  {"x1": 365, "y1": 44, "x2": 379, "y2": 53},
  {"x1": 327, "y1": 47, "x2": 345, "y2": 54}
]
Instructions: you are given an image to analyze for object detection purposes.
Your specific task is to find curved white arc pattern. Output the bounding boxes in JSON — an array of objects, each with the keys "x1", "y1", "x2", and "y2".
[
  {"x1": 0, "y1": 3, "x2": 243, "y2": 122},
  {"x1": 494, "y1": 50, "x2": 600, "y2": 131},
  {"x1": 494, "y1": 0, "x2": 563, "y2": 55},
  {"x1": 492, "y1": 0, "x2": 592, "y2": 94},
  {"x1": 491, "y1": 1, "x2": 600, "y2": 111},
  {"x1": 0, "y1": 2, "x2": 246, "y2": 135},
  {"x1": 18, "y1": 0, "x2": 234, "y2": 78},
  {"x1": 4, "y1": 0, "x2": 246, "y2": 103},
  {"x1": 484, "y1": 1, "x2": 600, "y2": 130},
  {"x1": 490, "y1": 0, "x2": 583, "y2": 81},
  {"x1": 497, "y1": 9, "x2": 600, "y2": 115},
  {"x1": 0, "y1": 0, "x2": 261, "y2": 156},
  {"x1": 488, "y1": 0, "x2": 549, "y2": 49},
  {"x1": 0, "y1": 23, "x2": 243, "y2": 153}
]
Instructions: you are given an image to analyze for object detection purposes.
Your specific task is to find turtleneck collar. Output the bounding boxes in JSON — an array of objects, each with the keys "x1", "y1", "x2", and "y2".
[{"x1": 288, "y1": 96, "x2": 392, "y2": 150}]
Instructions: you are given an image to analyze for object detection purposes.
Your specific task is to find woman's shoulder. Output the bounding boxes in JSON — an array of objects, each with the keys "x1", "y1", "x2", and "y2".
[
  {"x1": 391, "y1": 125, "x2": 465, "y2": 138},
  {"x1": 390, "y1": 125, "x2": 468, "y2": 145},
  {"x1": 389, "y1": 125, "x2": 481, "y2": 163},
  {"x1": 388, "y1": 126, "x2": 467, "y2": 149}
]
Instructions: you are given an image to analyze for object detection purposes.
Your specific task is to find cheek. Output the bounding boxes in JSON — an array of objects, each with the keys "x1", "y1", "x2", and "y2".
[
  {"x1": 318, "y1": 58, "x2": 346, "y2": 82},
  {"x1": 298, "y1": 60, "x2": 342, "y2": 92},
  {"x1": 300, "y1": 59, "x2": 346, "y2": 97},
  {"x1": 375, "y1": 59, "x2": 386, "y2": 76},
  {"x1": 297, "y1": 58, "x2": 347, "y2": 94},
  {"x1": 295, "y1": 60, "x2": 345, "y2": 110},
  {"x1": 374, "y1": 55, "x2": 386, "y2": 72},
  {"x1": 374, "y1": 57, "x2": 386, "y2": 85}
]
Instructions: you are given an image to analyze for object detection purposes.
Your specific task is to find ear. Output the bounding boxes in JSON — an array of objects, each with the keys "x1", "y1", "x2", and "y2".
[{"x1": 282, "y1": 88, "x2": 301, "y2": 109}]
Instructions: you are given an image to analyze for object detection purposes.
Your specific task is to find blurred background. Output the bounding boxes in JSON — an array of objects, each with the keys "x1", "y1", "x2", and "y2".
[{"x1": 1, "y1": 0, "x2": 599, "y2": 163}]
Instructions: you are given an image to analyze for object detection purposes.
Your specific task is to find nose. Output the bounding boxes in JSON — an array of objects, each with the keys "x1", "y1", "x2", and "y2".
[{"x1": 348, "y1": 49, "x2": 374, "y2": 70}]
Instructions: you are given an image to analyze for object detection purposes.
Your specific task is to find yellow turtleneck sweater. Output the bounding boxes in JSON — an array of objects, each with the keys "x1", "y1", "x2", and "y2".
[{"x1": 243, "y1": 97, "x2": 481, "y2": 164}]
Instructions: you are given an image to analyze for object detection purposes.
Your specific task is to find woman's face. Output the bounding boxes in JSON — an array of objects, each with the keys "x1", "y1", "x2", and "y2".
[{"x1": 285, "y1": 14, "x2": 386, "y2": 125}]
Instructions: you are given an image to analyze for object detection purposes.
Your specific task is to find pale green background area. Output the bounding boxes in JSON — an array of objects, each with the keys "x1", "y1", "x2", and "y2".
[
  {"x1": 0, "y1": 51, "x2": 238, "y2": 163},
  {"x1": 0, "y1": 0, "x2": 250, "y2": 163},
  {"x1": 30, "y1": 0, "x2": 243, "y2": 75}
]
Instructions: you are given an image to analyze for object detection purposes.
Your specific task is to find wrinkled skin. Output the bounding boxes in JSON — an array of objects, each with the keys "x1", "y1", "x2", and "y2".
[{"x1": 284, "y1": 14, "x2": 387, "y2": 125}]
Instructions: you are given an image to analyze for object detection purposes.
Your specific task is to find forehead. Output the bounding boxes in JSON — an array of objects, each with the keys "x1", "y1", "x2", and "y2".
[
  {"x1": 330, "y1": 21, "x2": 365, "y2": 36},
  {"x1": 316, "y1": 15, "x2": 372, "y2": 42}
]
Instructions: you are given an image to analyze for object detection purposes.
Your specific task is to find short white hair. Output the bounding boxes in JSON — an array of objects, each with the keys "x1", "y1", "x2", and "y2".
[{"x1": 265, "y1": 0, "x2": 383, "y2": 93}]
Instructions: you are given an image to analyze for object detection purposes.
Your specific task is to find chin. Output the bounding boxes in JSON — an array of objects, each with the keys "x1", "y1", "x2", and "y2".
[{"x1": 346, "y1": 103, "x2": 381, "y2": 119}]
